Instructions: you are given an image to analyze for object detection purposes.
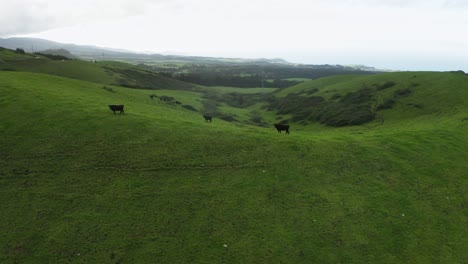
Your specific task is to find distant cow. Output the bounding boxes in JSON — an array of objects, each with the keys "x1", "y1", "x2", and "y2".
[
  {"x1": 203, "y1": 115, "x2": 212, "y2": 123},
  {"x1": 149, "y1": 94, "x2": 158, "y2": 100},
  {"x1": 274, "y1": 124, "x2": 289, "y2": 134},
  {"x1": 109, "y1": 105, "x2": 124, "y2": 115}
]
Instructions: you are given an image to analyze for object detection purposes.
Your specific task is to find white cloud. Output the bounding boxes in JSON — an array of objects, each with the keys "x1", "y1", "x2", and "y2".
[
  {"x1": 444, "y1": 0, "x2": 468, "y2": 7},
  {"x1": 2, "y1": 0, "x2": 468, "y2": 70},
  {"x1": 0, "y1": 0, "x2": 172, "y2": 36},
  {"x1": 2, "y1": 0, "x2": 468, "y2": 36},
  {"x1": 327, "y1": 0, "x2": 468, "y2": 8}
]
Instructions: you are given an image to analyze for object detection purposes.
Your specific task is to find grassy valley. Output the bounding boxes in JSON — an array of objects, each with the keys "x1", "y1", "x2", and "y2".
[{"x1": 0, "y1": 47, "x2": 467, "y2": 263}]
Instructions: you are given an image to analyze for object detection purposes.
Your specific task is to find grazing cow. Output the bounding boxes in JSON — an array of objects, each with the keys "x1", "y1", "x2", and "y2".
[
  {"x1": 149, "y1": 94, "x2": 158, "y2": 100},
  {"x1": 274, "y1": 124, "x2": 290, "y2": 134},
  {"x1": 109, "y1": 105, "x2": 124, "y2": 115},
  {"x1": 203, "y1": 115, "x2": 212, "y2": 123}
]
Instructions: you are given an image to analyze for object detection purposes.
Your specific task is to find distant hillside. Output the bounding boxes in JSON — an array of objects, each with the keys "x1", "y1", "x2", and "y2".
[
  {"x1": 266, "y1": 71, "x2": 468, "y2": 126},
  {"x1": 159, "y1": 63, "x2": 378, "y2": 88},
  {"x1": 0, "y1": 38, "x2": 385, "y2": 89},
  {"x1": 38, "y1": 49, "x2": 77, "y2": 59},
  {"x1": 0, "y1": 37, "x2": 289, "y2": 64},
  {"x1": 196, "y1": 71, "x2": 468, "y2": 127},
  {"x1": 0, "y1": 37, "x2": 133, "y2": 59},
  {"x1": 0, "y1": 47, "x2": 197, "y2": 91}
]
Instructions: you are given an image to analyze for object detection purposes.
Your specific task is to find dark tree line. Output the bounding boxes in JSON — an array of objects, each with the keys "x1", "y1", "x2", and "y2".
[
  {"x1": 34, "y1": 52, "x2": 71, "y2": 61},
  {"x1": 154, "y1": 63, "x2": 377, "y2": 88},
  {"x1": 166, "y1": 73, "x2": 301, "y2": 88}
]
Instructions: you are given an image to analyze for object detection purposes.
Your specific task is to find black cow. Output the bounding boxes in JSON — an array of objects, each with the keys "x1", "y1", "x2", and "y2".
[
  {"x1": 274, "y1": 124, "x2": 290, "y2": 134},
  {"x1": 203, "y1": 115, "x2": 212, "y2": 123},
  {"x1": 109, "y1": 105, "x2": 124, "y2": 115}
]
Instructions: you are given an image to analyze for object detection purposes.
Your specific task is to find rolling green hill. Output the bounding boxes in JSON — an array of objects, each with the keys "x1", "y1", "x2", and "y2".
[
  {"x1": 0, "y1": 48, "x2": 196, "y2": 91},
  {"x1": 1, "y1": 71, "x2": 467, "y2": 263},
  {"x1": 267, "y1": 71, "x2": 468, "y2": 127}
]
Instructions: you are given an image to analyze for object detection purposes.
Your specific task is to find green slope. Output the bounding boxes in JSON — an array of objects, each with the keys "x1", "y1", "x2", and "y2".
[
  {"x1": 268, "y1": 71, "x2": 468, "y2": 127},
  {"x1": 0, "y1": 48, "x2": 196, "y2": 91},
  {"x1": 0, "y1": 71, "x2": 467, "y2": 263}
]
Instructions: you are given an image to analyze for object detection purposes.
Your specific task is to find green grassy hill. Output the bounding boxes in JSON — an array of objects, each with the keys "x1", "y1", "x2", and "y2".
[
  {"x1": 268, "y1": 71, "x2": 468, "y2": 127},
  {"x1": 0, "y1": 48, "x2": 196, "y2": 91},
  {"x1": 1, "y1": 71, "x2": 467, "y2": 263}
]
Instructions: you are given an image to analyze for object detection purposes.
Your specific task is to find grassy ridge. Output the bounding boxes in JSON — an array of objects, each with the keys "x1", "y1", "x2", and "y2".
[
  {"x1": 0, "y1": 48, "x2": 196, "y2": 91},
  {"x1": 0, "y1": 71, "x2": 467, "y2": 263},
  {"x1": 269, "y1": 71, "x2": 468, "y2": 127}
]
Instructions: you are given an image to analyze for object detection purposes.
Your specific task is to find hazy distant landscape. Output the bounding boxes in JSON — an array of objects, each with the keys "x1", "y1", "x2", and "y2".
[{"x1": 1, "y1": 0, "x2": 468, "y2": 263}]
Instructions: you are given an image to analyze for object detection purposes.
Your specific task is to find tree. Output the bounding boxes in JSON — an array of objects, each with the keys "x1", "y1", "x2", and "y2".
[{"x1": 15, "y1": 48, "x2": 25, "y2": 54}]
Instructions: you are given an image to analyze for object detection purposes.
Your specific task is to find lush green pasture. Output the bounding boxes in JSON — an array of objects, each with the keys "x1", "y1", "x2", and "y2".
[
  {"x1": 13, "y1": 60, "x2": 119, "y2": 84},
  {"x1": 0, "y1": 49, "x2": 116, "y2": 83},
  {"x1": 275, "y1": 74, "x2": 366, "y2": 97},
  {"x1": 0, "y1": 71, "x2": 467, "y2": 263},
  {"x1": 0, "y1": 49, "x2": 196, "y2": 91}
]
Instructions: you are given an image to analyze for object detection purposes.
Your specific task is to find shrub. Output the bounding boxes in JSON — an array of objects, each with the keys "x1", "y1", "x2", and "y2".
[
  {"x1": 376, "y1": 99, "x2": 395, "y2": 110},
  {"x1": 272, "y1": 95, "x2": 325, "y2": 115},
  {"x1": 266, "y1": 87, "x2": 376, "y2": 127},
  {"x1": 217, "y1": 113, "x2": 237, "y2": 122},
  {"x1": 305, "y1": 88, "x2": 319, "y2": 95},
  {"x1": 339, "y1": 88, "x2": 373, "y2": 105},
  {"x1": 406, "y1": 103, "x2": 423, "y2": 109},
  {"x1": 108, "y1": 67, "x2": 195, "y2": 90},
  {"x1": 316, "y1": 103, "x2": 375, "y2": 126},
  {"x1": 394, "y1": 88, "x2": 411, "y2": 98},
  {"x1": 34, "y1": 52, "x2": 71, "y2": 61},
  {"x1": 250, "y1": 116, "x2": 263, "y2": 123},
  {"x1": 223, "y1": 93, "x2": 257, "y2": 107},
  {"x1": 102, "y1": 86, "x2": 116, "y2": 93},
  {"x1": 202, "y1": 100, "x2": 218, "y2": 116},
  {"x1": 160, "y1": 96, "x2": 175, "y2": 102},
  {"x1": 182, "y1": 105, "x2": 197, "y2": 112},
  {"x1": 248, "y1": 111, "x2": 268, "y2": 126},
  {"x1": 374, "y1": 81, "x2": 396, "y2": 90}
]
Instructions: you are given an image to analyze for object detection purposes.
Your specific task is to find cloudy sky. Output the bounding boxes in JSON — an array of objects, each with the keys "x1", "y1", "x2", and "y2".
[{"x1": 1, "y1": 0, "x2": 467, "y2": 70}]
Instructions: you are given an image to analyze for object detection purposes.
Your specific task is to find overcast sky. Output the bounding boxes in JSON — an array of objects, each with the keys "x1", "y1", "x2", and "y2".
[{"x1": 1, "y1": 0, "x2": 467, "y2": 70}]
